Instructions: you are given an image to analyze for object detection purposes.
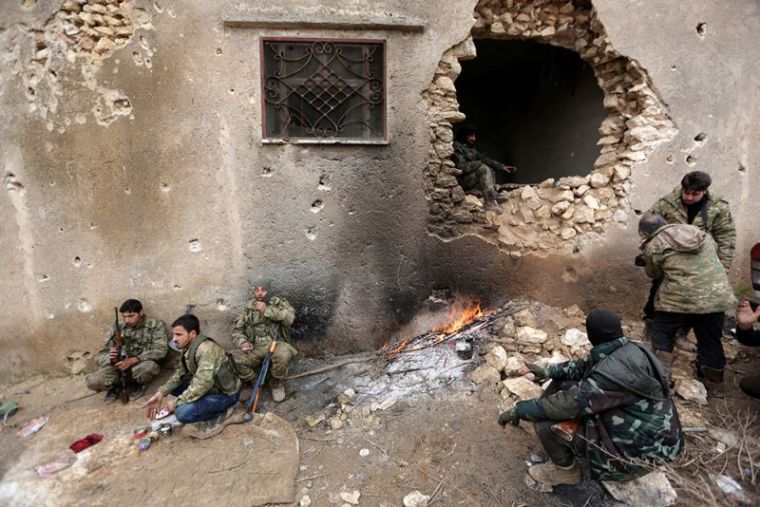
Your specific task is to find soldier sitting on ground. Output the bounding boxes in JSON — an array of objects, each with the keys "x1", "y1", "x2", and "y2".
[
  {"x1": 229, "y1": 279, "x2": 297, "y2": 403},
  {"x1": 85, "y1": 299, "x2": 168, "y2": 402},
  {"x1": 498, "y1": 309, "x2": 683, "y2": 487},
  {"x1": 144, "y1": 314, "x2": 241, "y2": 439},
  {"x1": 452, "y1": 122, "x2": 516, "y2": 212}
]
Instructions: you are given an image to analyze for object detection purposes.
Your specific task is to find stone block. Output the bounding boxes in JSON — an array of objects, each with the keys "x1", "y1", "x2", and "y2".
[
  {"x1": 589, "y1": 172, "x2": 611, "y2": 188},
  {"x1": 516, "y1": 326, "x2": 547, "y2": 344},
  {"x1": 471, "y1": 363, "x2": 501, "y2": 386},
  {"x1": 503, "y1": 377, "x2": 543, "y2": 400},
  {"x1": 674, "y1": 379, "x2": 707, "y2": 405},
  {"x1": 485, "y1": 345, "x2": 508, "y2": 371},
  {"x1": 514, "y1": 309, "x2": 538, "y2": 328}
]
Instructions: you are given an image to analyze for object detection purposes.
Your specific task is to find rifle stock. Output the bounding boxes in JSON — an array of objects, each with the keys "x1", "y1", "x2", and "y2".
[{"x1": 113, "y1": 307, "x2": 129, "y2": 404}]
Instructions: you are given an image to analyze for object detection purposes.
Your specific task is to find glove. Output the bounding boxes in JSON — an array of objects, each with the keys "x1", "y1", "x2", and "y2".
[
  {"x1": 634, "y1": 253, "x2": 646, "y2": 267},
  {"x1": 526, "y1": 363, "x2": 548, "y2": 380},
  {"x1": 498, "y1": 407, "x2": 521, "y2": 427}
]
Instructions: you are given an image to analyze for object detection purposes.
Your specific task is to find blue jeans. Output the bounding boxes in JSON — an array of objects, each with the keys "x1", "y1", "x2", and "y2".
[{"x1": 171, "y1": 384, "x2": 240, "y2": 424}]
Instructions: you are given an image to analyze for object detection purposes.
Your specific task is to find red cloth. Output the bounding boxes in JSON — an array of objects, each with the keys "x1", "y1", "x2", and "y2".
[{"x1": 69, "y1": 433, "x2": 103, "y2": 453}]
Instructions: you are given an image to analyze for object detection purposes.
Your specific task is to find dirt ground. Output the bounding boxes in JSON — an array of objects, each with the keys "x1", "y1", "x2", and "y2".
[
  {"x1": 1, "y1": 311, "x2": 759, "y2": 506},
  {"x1": 0, "y1": 365, "x2": 611, "y2": 506}
]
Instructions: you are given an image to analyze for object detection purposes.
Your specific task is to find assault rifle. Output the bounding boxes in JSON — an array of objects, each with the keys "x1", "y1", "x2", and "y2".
[{"x1": 112, "y1": 307, "x2": 129, "y2": 405}]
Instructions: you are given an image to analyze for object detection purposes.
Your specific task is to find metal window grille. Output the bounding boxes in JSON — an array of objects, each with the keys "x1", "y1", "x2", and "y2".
[{"x1": 262, "y1": 38, "x2": 386, "y2": 142}]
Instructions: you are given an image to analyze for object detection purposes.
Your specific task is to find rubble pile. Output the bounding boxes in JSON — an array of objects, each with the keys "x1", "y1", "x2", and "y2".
[{"x1": 423, "y1": 0, "x2": 677, "y2": 255}]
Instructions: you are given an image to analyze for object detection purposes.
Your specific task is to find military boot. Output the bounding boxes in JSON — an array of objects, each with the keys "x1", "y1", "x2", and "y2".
[
  {"x1": 654, "y1": 349, "x2": 674, "y2": 388},
  {"x1": 271, "y1": 379, "x2": 286, "y2": 403},
  {"x1": 185, "y1": 406, "x2": 237, "y2": 440},
  {"x1": 528, "y1": 461, "x2": 581, "y2": 487},
  {"x1": 484, "y1": 189, "x2": 503, "y2": 214},
  {"x1": 697, "y1": 364, "x2": 725, "y2": 398}
]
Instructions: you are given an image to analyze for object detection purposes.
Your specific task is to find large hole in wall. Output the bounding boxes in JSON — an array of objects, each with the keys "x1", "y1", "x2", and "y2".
[
  {"x1": 455, "y1": 39, "x2": 605, "y2": 184},
  {"x1": 422, "y1": 0, "x2": 677, "y2": 251}
]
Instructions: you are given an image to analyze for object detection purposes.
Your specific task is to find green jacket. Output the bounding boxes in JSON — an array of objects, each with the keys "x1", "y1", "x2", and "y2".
[
  {"x1": 95, "y1": 316, "x2": 168, "y2": 367},
  {"x1": 516, "y1": 338, "x2": 684, "y2": 481},
  {"x1": 648, "y1": 186, "x2": 735, "y2": 268},
  {"x1": 231, "y1": 296, "x2": 295, "y2": 348},
  {"x1": 452, "y1": 141, "x2": 506, "y2": 175},
  {"x1": 642, "y1": 224, "x2": 735, "y2": 314},
  {"x1": 158, "y1": 335, "x2": 240, "y2": 405}
]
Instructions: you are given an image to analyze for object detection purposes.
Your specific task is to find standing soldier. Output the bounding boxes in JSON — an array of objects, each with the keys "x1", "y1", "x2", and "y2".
[
  {"x1": 230, "y1": 280, "x2": 297, "y2": 403},
  {"x1": 642, "y1": 171, "x2": 736, "y2": 325},
  {"x1": 452, "y1": 123, "x2": 516, "y2": 212},
  {"x1": 638, "y1": 214, "x2": 736, "y2": 390},
  {"x1": 85, "y1": 299, "x2": 168, "y2": 402}
]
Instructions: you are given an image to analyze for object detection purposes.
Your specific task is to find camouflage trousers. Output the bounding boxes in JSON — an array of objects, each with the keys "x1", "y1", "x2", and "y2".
[
  {"x1": 534, "y1": 380, "x2": 586, "y2": 467},
  {"x1": 458, "y1": 161, "x2": 495, "y2": 193},
  {"x1": 229, "y1": 341, "x2": 297, "y2": 382},
  {"x1": 85, "y1": 360, "x2": 160, "y2": 391}
]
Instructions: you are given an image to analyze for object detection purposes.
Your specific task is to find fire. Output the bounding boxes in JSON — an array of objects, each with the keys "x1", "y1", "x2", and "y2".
[
  {"x1": 434, "y1": 300, "x2": 483, "y2": 334},
  {"x1": 381, "y1": 299, "x2": 487, "y2": 359}
]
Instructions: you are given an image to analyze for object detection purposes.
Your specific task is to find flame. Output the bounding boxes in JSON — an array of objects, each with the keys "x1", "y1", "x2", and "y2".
[
  {"x1": 381, "y1": 299, "x2": 486, "y2": 359},
  {"x1": 434, "y1": 300, "x2": 483, "y2": 334}
]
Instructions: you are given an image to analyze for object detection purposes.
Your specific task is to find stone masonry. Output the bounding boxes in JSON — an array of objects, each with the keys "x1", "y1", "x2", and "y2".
[
  {"x1": 423, "y1": 0, "x2": 678, "y2": 256},
  {"x1": 1, "y1": 0, "x2": 154, "y2": 130}
]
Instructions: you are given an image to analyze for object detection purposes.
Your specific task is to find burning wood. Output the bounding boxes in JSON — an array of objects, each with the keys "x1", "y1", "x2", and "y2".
[{"x1": 382, "y1": 301, "x2": 502, "y2": 360}]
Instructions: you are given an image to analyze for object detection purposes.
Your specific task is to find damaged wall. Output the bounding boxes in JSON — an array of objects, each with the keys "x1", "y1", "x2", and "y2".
[{"x1": 1, "y1": 0, "x2": 759, "y2": 381}]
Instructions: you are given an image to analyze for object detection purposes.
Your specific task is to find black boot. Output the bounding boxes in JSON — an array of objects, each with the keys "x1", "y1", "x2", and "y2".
[{"x1": 697, "y1": 364, "x2": 725, "y2": 398}]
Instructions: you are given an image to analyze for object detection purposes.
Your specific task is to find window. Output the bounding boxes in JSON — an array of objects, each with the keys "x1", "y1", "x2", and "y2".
[{"x1": 261, "y1": 38, "x2": 386, "y2": 143}]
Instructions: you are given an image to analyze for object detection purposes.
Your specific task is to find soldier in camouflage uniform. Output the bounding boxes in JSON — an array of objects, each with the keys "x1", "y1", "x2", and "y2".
[
  {"x1": 144, "y1": 314, "x2": 241, "y2": 439},
  {"x1": 451, "y1": 123, "x2": 516, "y2": 211},
  {"x1": 85, "y1": 299, "x2": 168, "y2": 402},
  {"x1": 229, "y1": 280, "x2": 297, "y2": 403},
  {"x1": 498, "y1": 309, "x2": 683, "y2": 486},
  {"x1": 639, "y1": 214, "x2": 736, "y2": 388},
  {"x1": 642, "y1": 171, "x2": 735, "y2": 323}
]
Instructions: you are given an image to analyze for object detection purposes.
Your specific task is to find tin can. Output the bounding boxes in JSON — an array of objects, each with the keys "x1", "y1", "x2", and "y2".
[
  {"x1": 158, "y1": 423, "x2": 172, "y2": 437},
  {"x1": 132, "y1": 426, "x2": 149, "y2": 439}
]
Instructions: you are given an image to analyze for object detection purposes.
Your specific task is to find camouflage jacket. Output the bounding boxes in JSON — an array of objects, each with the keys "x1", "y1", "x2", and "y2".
[
  {"x1": 95, "y1": 316, "x2": 168, "y2": 367},
  {"x1": 642, "y1": 224, "x2": 735, "y2": 314},
  {"x1": 515, "y1": 338, "x2": 684, "y2": 481},
  {"x1": 648, "y1": 186, "x2": 735, "y2": 268},
  {"x1": 158, "y1": 335, "x2": 240, "y2": 405},
  {"x1": 231, "y1": 296, "x2": 295, "y2": 348},
  {"x1": 452, "y1": 141, "x2": 506, "y2": 175}
]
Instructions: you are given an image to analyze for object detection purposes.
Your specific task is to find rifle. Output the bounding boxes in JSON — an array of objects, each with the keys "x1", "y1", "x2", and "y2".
[
  {"x1": 242, "y1": 340, "x2": 277, "y2": 422},
  {"x1": 112, "y1": 307, "x2": 129, "y2": 405}
]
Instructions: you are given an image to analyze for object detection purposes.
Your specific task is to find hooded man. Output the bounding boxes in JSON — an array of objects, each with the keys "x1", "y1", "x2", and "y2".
[
  {"x1": 451, "y1": 123, "x2": 516, "y2": 211},
  {"x1": 638, "y1": 214, "x2": 735, "y2": 389},
  {"x1": 498, "y1": 309, "x2": 683, "y2": 487},
  {"x1": 642, "y1": 171, "x2": 736, "y2": 324},
  {"x1": 230, "y1": 280, "x2": 297, "y2": 402}
]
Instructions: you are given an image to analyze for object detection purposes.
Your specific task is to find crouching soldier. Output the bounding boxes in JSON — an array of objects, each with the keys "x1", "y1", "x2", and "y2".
[
  {"x1": 86, "y1": 299, "x2": 168, "y2": 402},
  {"x1": 230, "y1": 280, "x2": 297, "y2": 402},
  {"x1": 498, "y1": 309, "x2": 683, "y2": 487},
  {"x1": 144, "y1": 314, "x2": 241, "y2": 439}
]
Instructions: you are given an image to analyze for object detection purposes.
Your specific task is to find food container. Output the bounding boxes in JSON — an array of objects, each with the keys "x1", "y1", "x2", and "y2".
[
  {"x1": 132, "y1": 426, "x2": 149, "y2": 439},
  {"x1": 158, "y1": 423, "x2": 172, "y2": 437}
]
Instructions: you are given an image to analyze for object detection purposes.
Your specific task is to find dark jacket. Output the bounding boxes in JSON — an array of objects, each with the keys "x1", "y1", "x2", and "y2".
[{"x1": 515, "y1": 338, "x2": 684, "y2": 481}]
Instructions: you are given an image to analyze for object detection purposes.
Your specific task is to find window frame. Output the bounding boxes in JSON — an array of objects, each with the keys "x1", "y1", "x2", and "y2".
[{"x1": 259, "y1": 36, "x2": 388, "y2": 145}]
